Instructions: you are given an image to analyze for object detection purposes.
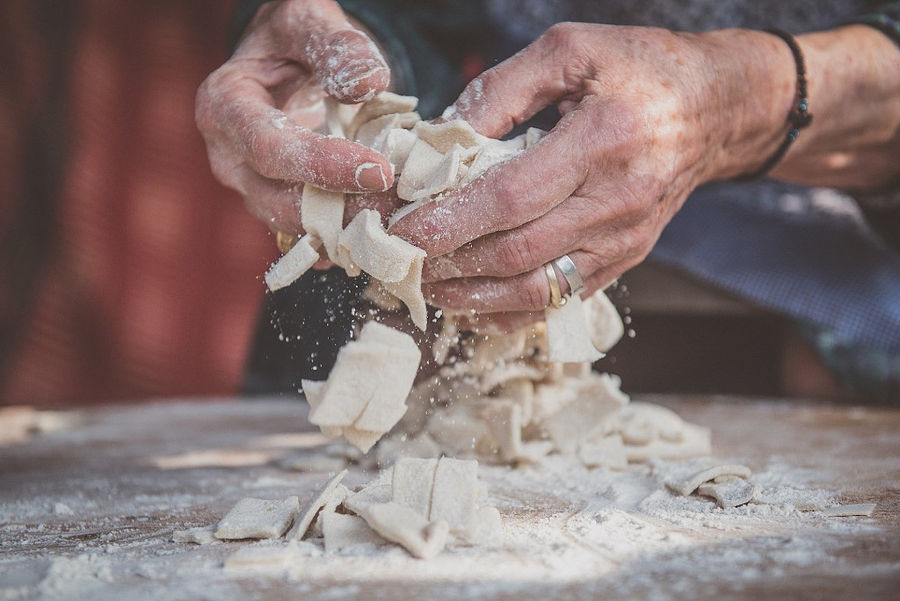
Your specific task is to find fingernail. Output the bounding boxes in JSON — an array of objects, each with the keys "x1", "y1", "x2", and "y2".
[{"x1": 355, "y1": 162, "x2": 389, "y2": 191}]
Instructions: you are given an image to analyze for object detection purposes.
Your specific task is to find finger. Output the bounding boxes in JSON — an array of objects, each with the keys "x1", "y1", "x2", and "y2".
[
  {"x1": 197, "y1": 69, "x2": 393, "y2": 192},
  {"x1": 422, "y1": 194, "x2": 596, "y2": 282},
  {"x1": 389, "y1": 105, "x2": 588, "y2": 258},
  {"x1": 423, "y1": 250, "x2": 603, "y2": 313},
  {"x1": 267, "y1": 1, "x2": 391, "y2": 104},
  {"x1": 442, "y1": 24, "x2": 575, "y2": 137},
  {"x1": 233, "y1": 164, "x2": 304, "y2": 234}
]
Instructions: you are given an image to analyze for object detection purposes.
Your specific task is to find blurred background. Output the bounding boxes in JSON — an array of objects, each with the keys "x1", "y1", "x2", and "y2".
[{"x1": 0, "y1": 1, "x2": 868, "y2": 407}]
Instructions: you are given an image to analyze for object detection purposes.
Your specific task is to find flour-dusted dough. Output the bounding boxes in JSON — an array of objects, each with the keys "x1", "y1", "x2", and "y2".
[
  {"x1": 463, "y1": 137, "x2": 525, "y2": 184},
  {"x1": 460, "y1": 505, "x2": 503, "y2": 546},
  {"x1": 300, "y1": 185, "x2": 344, "y2": 262},
  {"x1": 414, "y1": 119, "x2": 489, "y2": 153},
  {"x1": 322, "y1": 512, "x2": 387, "y2": 552},
  {"x1": 405, "y1": 143, "x2": 465, "y2": 201},
  {"x1": 172, "y1": 525, "x2": 216, "y2": 545},
  {"x1": 306, "y1": 321, "x2": 420, "y2": 450},
  {"x1": 697, "y1": 476, "x2": 756, "y2": 509},
  {"x1": 286, "y1": 469, "x2": 348, "y2": 540},
  {"x1": 264, "y1": 234, "x2": 320, "y2": 292},
  {"x1": 397, "y1": 138, "x2": 445, "y2": 202},
  {"x1": 338, "y1": 210, "x2": 428, "y2": 330},
  {"x1": 347, "y1": 91, "x2": 418, "y2": 139},
  {"x1": 624, "y1": 422, "x2": 712, "y2": 462},
  {"x1": 583, "y1": 290, "x2": 625, "y2": 353},
  {"x1": 375, "y1": 433, "x2": 441, "y2": 468},
  {"x1": 354, "y1": 113, "x2": 402, "y2": 152},
  {"x1": 392, "y1": 457, "x2": 439, "y2": 518},
  {"x1": 214, "y1": 496, "x2": 300, "y2": 540},
  {"x1": 616, "y1": 402, "x2": 686, "y2": 445},
  {"x1": 358, "y1": 502, "x2": 449, "y2": 559},
  {"x1": 324, "y1": 97, "x2": 358, "y2": 137},
  {"x1": 385, "y1": 127, "x2": 419, "y2": 172},
  {"x1": 578, "y1": 433, "x2": 627, "y2": 470},
  {"x1": 665, "y1": 463, "x2": 752, "y2": 497},
  {"x1": 430, "y1": 457, "x2": 479, "y2": 534},
  {"x1": 821, "y1": 503, "x2": 877, "y2": 517},
  {"x1": 310, "y1": 484, "x2": 350, "y2": 538},
  {"x1": 483, "y1": 400, "x2": 523, "y2": 462},
  {"x1": 542, "y1": 373, "x2": 628, "y2": 454},
  {"x1": 545, "y1": 295, "x2": 605, "y2": 363},
  {"x1": 524, "y1": 127, "x2": 547, "y2": 148}
]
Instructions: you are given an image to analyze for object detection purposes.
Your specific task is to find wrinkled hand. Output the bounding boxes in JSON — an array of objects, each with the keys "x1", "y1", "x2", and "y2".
[
  {"x1": 390, "y1": 23, "x2": 793, "y2": 329},
  {"x1": 196, "y1": 0, "x2": 398, "y2": 235}
]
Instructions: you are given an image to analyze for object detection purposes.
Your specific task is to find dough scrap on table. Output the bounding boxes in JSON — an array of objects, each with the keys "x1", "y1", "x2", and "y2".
[
  {"x1": 214, "y1": 496, "x2": 300, "y2": 540},
  {"x1": 697, "y1": 476, "x2": 757, "y2": 509},
  {"x1": 286, "y1": 469, "x2": 348, "y2": 540},
  {"x1": 664, "y1": 462, "x2": 752, "y2": 497}
]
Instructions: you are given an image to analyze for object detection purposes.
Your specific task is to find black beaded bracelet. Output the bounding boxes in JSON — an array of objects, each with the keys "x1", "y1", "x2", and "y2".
[{"x1": 735, "y1": 28, "x2": 814, "y2": 182}]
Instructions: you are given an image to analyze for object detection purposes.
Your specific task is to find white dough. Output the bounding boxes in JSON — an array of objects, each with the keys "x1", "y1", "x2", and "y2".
[
  {"x1": 583, "y1": 290, "x2": 625, "y2": 353},
  {"x1": 264, "y1": 235, "x2": 320, "y2": 292},
  {"x1": 397, "y1": 138, "x2": 445, "y2": 202},
  {"x1": 414, "y1": 119, "x2": 489, "y2": 153},
  {"x1": 697, "y1": 476, "x2": 756, "y2": 509},
  {"x1": 358, "y1": 502, "x2": 449, "y2": 559},
  {"x1": 286, "y1": 470, "x2": 348, "y2": 540},
  {"x1": 545, "y1": 295, "x2": 605, "y2": 363},
  {"x1": 624, "y1": 422, "x2": 712, "y2": 462},
  {"x1": 542, "y1": 373, "x2": 628, "y2": 454},
  {"x1": 300, "y1": 185, "x2": 345, "y2": 262},
  {"x1": 483, "y1": 400, "x2": 523, "y2": 462},
  {"x1": 172, "y1": 525, "x2": 216, "y2": 545},
  {"x1": 322, "y1": 512, "x2": 387, "y2": 552},
  {"x1": 430, "y1": 457, "x2": 479, "y2": 533},
  {"x1": 392, "y1": 457, "x2": 439, "y2": 518},
  {"x1": 347, "y1": 91, "x2": 418, "y2": 139},
  {"x1": 665, "y1": 463, "x2": 752, "y2": 497},
  {"x1": 616, "y1": 402, "x2": 686, "y2": 445},
  {"x1": 214, "y1": 496, "x2": 300, "y2": 540}
]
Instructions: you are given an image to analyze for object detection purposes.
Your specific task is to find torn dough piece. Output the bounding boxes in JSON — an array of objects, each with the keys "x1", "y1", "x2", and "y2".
[
  {"x1": 392, "y1": 457, "x2": 438, "y2": 518},
  {"x1": 347, "y1": 91, "x2": 418, "y2": 139},
  {"x1": 665, "y1": 463, "x2": 752, "y2": 497},
  {"x1": 697, "y1": 476, "x2": 757, "y2": 508},
  {"x1": 301, "y1": 185, "x2": 344, "y2": 262},
  {"x1": 405, "y1": 143, "x2": 465, "y2": 201},
  {"x1": 214, "y1": 497, "x2": 300, "y2": 540},
  {"x1": 616, "y1": 402, "x2": 686, "y2": 445},
  {"x1": 397, "y1": 138, "x2": 445, "y2": 202},
  {"x1": 624, "y1": 422, "x2": 712, "y2": 463},
  {"x1": 583, "y1": 289, "x2": 625, "y2": 353},
  {"x1": 322, "y1": 512, "x2": 387, "y2": 552},
  {"x1": 358, "y1": 502, "x2": 449, "y2": 560},
  {"x1": 337, "y1": 210, "x2": 428, "y2": 330},
  {"x1": 430, "y1": 457, "x2": 479, "y2": 534},
  {"x1": 264, "y1": 235, "x2": 320, "y2": 292},
  {"x1": 545, "y1": 295, "x2": 605, "y2": 363},
  {"x1": 414, "y1": 119, "x2": 489, "y2": 153},
  {"x1": 305, "y1": 321, "x2": 421, "y2": 451},
  {"x1": 173, "y1": 525, "x2": 216, "y2": 545},
  {"x1": 821, "y1": 503, "x2": 877, "y2": 517},
  {"x1": 463, "y1": 137, "x2": 525, "y2": 184},
  {"x1": 286, "y1": 469, "x2": 348, "y2": 540},
  {"x1": 483, "y1": 400, "x2": 523, "y2": 462},
  {"x1": 542, "y1": 373, "x2": 629, "y2": 454}
]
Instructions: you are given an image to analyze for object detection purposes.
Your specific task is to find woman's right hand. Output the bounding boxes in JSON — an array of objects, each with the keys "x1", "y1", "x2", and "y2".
[{"x1": 195, "y1": 0, "x2": 395, "y2": 235}]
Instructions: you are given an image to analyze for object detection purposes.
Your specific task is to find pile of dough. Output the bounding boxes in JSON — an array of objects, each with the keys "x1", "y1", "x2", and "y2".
[
  {"x1": 179, "y1": 461, "x2": 501, "y2": 561},
  {"x1": 303, "y1": 321, "x2": 421, "y2": 452},
  {"x1": 362, "y1": 294, "x2": 710, "y2": 470}
]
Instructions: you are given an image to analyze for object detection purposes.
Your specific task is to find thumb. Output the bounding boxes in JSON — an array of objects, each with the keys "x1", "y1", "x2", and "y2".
[
  {"x1": 293, "y1": 4, "x2": 391, "y2": 103},
  {"x1": 443, "y1": 25, "x2": 572, "y2": 137}
]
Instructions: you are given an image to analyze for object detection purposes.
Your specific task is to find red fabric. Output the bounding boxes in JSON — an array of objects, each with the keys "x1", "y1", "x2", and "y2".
[{"x1": 1, "y1": 1, "x2": 278, "y2": 406}]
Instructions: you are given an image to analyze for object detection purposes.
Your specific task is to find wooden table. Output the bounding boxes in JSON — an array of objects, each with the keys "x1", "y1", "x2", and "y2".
[{"x1": 1, "y1": 396, "x2": 898, "y2": 600}]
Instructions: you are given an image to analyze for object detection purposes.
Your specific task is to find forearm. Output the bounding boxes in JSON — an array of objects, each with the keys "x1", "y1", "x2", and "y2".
[{"x1": 704, "y1": 25, "x2": 900, "y2": 191}]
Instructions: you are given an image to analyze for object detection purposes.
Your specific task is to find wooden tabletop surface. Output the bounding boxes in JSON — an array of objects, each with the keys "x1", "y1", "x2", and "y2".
[{"x1": 1, "y1": 395, "x2": 898, "y2": 600}]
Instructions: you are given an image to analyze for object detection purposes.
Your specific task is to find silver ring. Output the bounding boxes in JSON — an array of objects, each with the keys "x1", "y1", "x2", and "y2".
[{"x1": 554, "y1": 254, "x2": 584, "y2": 297}]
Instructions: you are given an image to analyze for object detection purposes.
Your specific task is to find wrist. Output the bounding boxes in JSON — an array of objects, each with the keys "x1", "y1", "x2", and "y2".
[{"x1": 690, "y1": 29, "x2": 798, "y2": 182}]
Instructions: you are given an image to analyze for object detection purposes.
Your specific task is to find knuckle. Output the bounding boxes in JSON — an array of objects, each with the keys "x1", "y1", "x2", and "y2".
[
  {"x1": 542, "y1": 22, "x2": 580, "y2": 51},
  {"x1": 517, "y1": 275, "x2": 548, "y2": 311},
  {"x1": 496, "y1": 234, "x2": 538, "y2": 275}
]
